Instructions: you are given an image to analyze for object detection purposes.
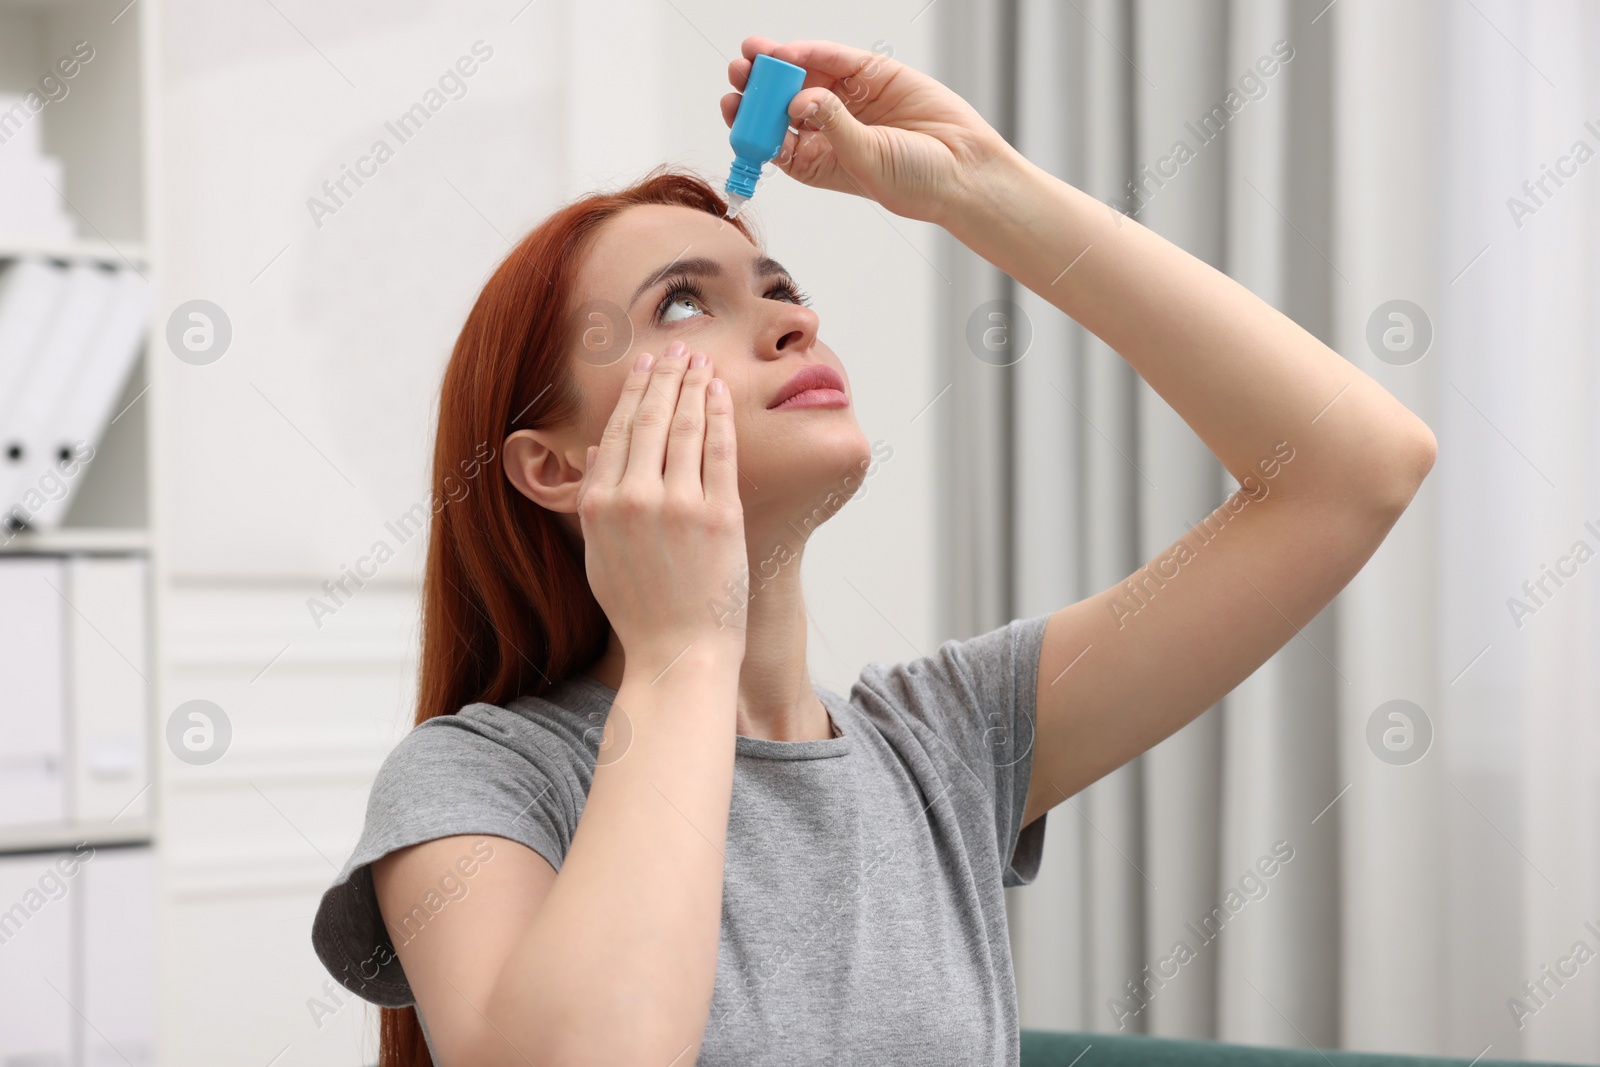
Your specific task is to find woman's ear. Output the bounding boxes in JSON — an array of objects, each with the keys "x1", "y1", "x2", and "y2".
[{"x1": 503, "y1": 429, "x2": 586, "y2": 512}]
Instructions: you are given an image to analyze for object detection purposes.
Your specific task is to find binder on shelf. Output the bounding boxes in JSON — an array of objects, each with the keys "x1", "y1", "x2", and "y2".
[
  {"x1": 0, "y1": 556, "x2": 67, "y2": 827},
  {"x1": 82, "y1": 847, "x2": 156, "y2": 1066},
  {"x1": 0, "y1": 851, "x2": 76, "y2": 1065},
  {"x1": 0, "y1": 262, "x2": 119, "y2": 531},
  {"x1": 67, "y1": 555, "x2": 149, "y2": 824},
  {"x1": 28, "y1": 267, "x2": 153, "y2": 531},
  {"x1": 0, "y1": 259, "x2": 72, "y2": 442}
]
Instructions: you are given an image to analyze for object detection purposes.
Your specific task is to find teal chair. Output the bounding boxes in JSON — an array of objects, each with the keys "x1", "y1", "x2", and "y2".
[{"x1": 1021, "y1": 1030, "x2": 1581, "y2": 1066}]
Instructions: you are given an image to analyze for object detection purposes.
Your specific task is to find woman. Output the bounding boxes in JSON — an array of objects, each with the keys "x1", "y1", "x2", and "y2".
[{"x1": 311, "y1": 35, "x2": 1436, "y2": 1066}]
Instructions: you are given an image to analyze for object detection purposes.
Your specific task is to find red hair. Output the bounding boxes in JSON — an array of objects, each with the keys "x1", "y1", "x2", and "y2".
[{"x1": 378, "y1": 167, "x2": 755, "y2": 1066}]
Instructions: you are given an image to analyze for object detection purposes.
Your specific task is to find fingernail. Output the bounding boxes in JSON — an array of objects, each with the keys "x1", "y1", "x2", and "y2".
[
  {"x1": 585, "y1": 446, "x2": 596, "y2": 471},
  {"x1": 666, "y1": 340, "x2": 687, "y2": 359},
  {"x1": 634, "y1": 351, "x2": 655, "y2": 373},
  {"x1": 709, "y1": 378, "x2": 725, "y2": 396},
  {"x1": 689, "y1": 350, "x2": 707, "y2": 369}
]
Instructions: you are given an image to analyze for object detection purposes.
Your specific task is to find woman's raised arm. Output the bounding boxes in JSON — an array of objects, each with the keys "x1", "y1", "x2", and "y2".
[{"x1": 730, "y1": 35, "x2": 1435, "y2": 500}]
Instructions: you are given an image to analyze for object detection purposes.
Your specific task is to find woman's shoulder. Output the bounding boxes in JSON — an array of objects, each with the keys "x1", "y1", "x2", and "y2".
[
  {"x1": 352, "y1": 675, "x2": 621, "y2": 882},
  {"x1": 380, "y1": 675, "x2": 615, "y2": 781},
  {"x1": 844, "y1": 612, "x2": 1051, "y2": 726},
  {"x1": 311, "y1": 676, "x2": 618, "y2": 1006}
]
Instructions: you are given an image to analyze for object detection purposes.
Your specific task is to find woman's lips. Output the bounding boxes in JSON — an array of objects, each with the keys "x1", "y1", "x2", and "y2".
[
  {"x1": 770, "y1": 388, "x2": 850, "y2": 410},
  {"x1": 768, "y1": 364, "x2": 847, "y2": 408}
]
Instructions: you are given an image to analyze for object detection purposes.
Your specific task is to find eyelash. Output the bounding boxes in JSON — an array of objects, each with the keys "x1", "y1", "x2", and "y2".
[{"x1": 653, "y1": 273, "x2": 811, "y2": 324}]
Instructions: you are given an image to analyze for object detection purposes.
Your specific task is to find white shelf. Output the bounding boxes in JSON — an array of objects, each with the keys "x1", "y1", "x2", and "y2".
[
  {"x1": 0, "y1": 817, "x2": 151, "y2": 854},
  {"x1": 0, "y1": 236, "x2": 148, "y2": 266},
  {"x1": 0, "y1": 526, "x2": 150, "y2": 554}
]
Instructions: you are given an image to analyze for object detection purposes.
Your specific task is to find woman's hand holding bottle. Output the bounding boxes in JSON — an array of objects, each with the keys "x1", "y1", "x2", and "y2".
[{"x1": 721, "y1": 36, "x2": 1018, "y2": 228}]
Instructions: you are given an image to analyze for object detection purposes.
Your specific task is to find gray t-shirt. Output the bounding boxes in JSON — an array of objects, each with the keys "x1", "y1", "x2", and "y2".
[{"x1": 311, "y1": 612, "x2": 1051, "y2": 1065}]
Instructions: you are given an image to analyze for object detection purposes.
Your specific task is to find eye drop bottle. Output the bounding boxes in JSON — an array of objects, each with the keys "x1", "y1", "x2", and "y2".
[{"x1": 724, "y1": 54, "x2": 808, "y2": 219}]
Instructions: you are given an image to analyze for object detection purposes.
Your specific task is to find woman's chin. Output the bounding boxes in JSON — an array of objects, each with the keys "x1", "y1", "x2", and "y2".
[{"x1": 742, "y1": 424, "x2": 874, "y2": 518}]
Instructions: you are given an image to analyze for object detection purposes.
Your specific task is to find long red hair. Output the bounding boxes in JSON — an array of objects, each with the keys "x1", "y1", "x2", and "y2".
[{"x1": 377, "y1": 167, "x2": 756, "y2": 1066}]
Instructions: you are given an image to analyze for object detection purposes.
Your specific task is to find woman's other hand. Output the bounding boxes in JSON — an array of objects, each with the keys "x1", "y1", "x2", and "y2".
[
  {"x1": 576, "y1": 341, "x2": 748, "y2": 675},
  {"x1": 721, "y1": 36, "x2": 1014, "y2": 227}
]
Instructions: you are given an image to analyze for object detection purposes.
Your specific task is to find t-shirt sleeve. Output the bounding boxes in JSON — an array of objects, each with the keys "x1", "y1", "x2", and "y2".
[
  {"x1": 854, "y1": 612, "x2": 1053, "y2": 889},
  {"x1": 310, "y1": 704, "x2": 586, "y2": 1007}
]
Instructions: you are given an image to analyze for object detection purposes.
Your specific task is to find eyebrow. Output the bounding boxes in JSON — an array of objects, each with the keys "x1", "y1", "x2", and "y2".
[{"x1": 628, "y1": 254, "x2": 791, "y2": 310}]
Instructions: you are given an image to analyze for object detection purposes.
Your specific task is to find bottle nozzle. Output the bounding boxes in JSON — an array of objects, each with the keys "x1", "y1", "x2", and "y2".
[{"x1": 724, "y1": 192, "x2": 749, "y2": 220}]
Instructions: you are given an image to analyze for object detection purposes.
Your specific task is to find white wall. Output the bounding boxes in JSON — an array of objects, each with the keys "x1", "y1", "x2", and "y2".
[{"x1": 152, "y1": 1, "x2": 940, "y2": 1062}]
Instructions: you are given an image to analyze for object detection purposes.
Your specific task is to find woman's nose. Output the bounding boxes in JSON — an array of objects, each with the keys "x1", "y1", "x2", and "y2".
[{"x1": 759, "y1": 302, "x2": 819, "y2": 358}]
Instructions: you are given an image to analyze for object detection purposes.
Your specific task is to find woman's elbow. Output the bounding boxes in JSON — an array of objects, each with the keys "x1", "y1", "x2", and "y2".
[{"x1": 1380, "y1": 425, "x2": 1438, "y2": 515}]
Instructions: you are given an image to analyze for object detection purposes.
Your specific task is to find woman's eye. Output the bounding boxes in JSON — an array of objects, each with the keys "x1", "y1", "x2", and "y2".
[{"x1": 660, "y1": 293, "x2": 706, "y2": 323}]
